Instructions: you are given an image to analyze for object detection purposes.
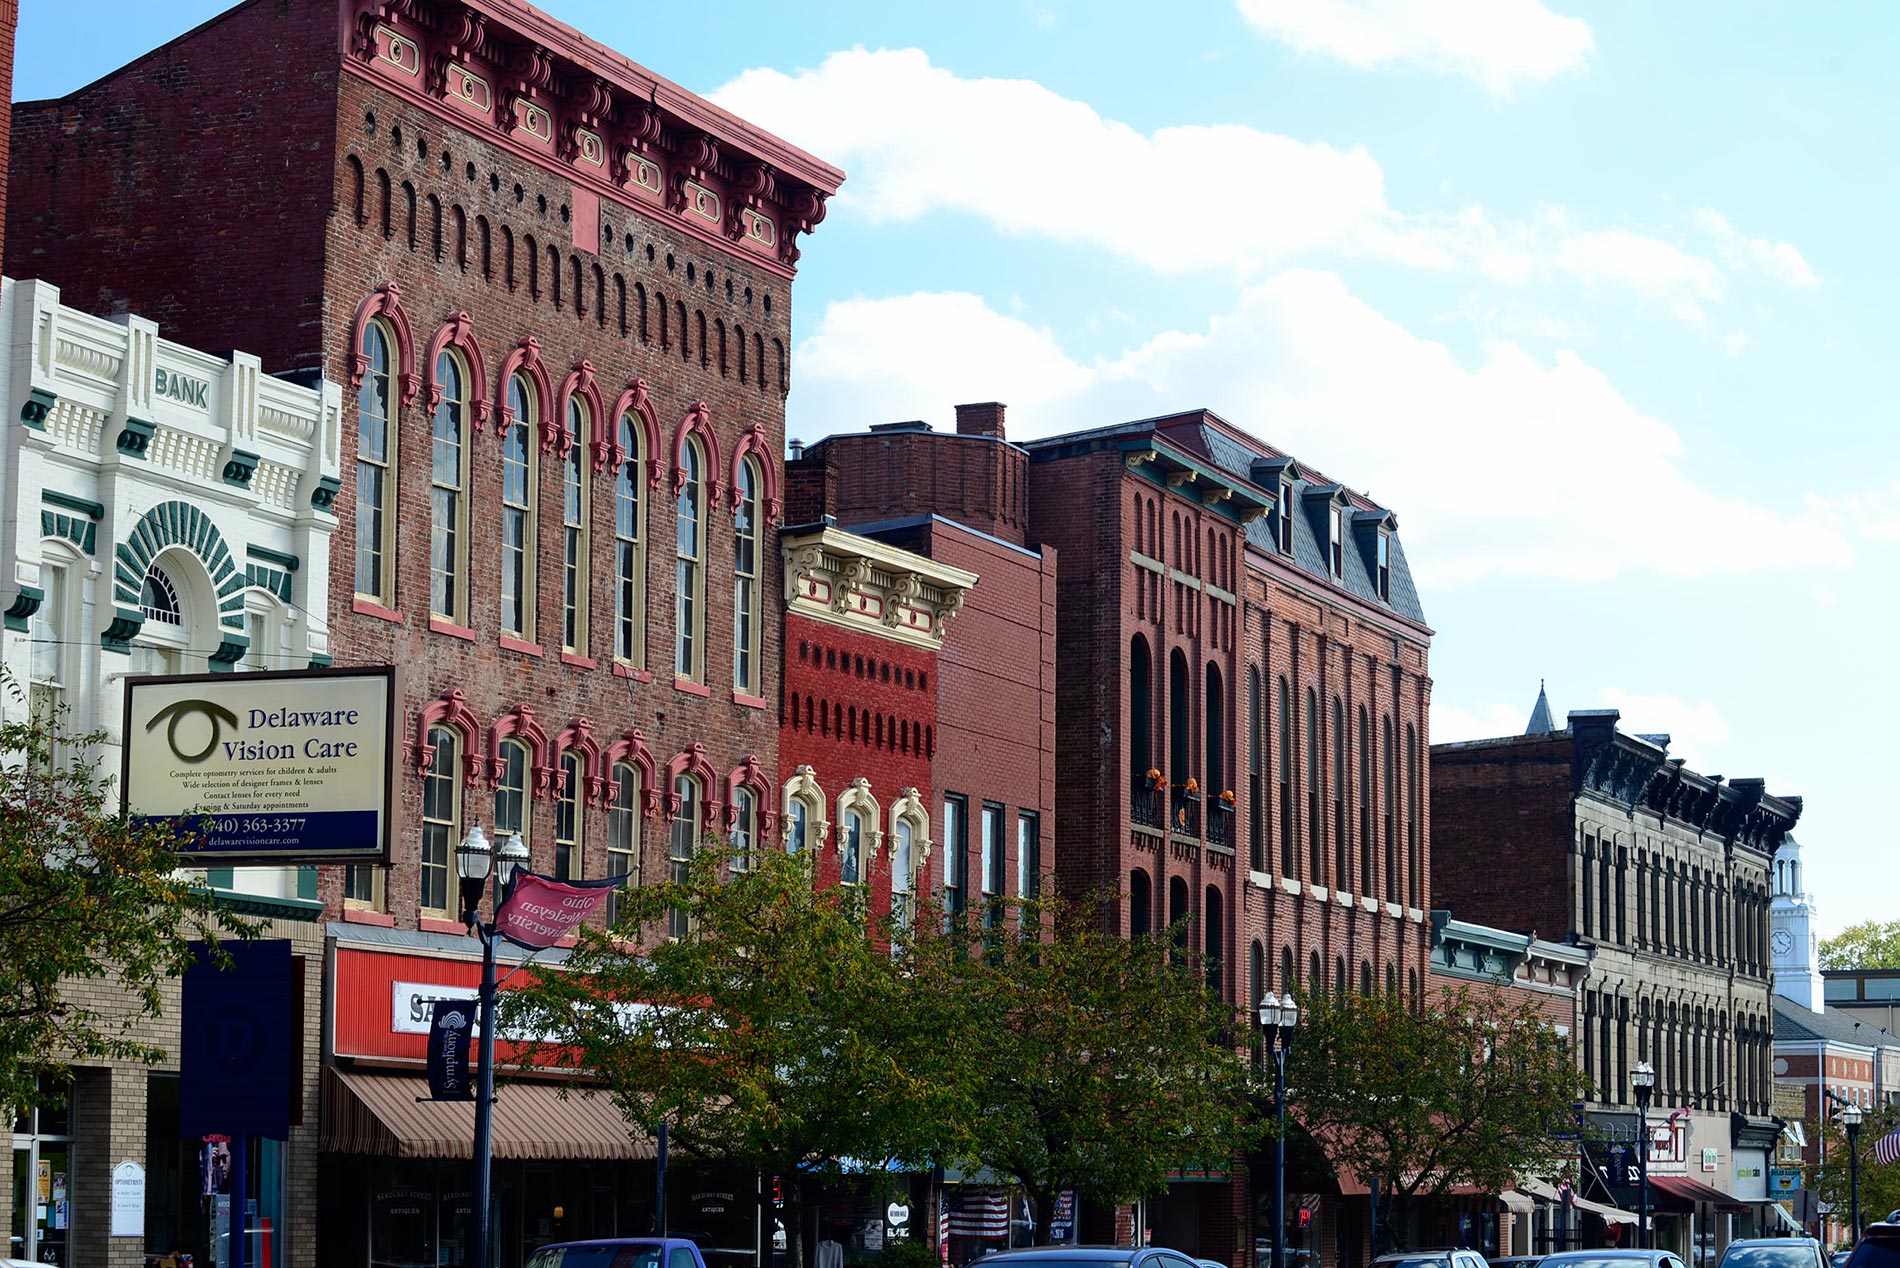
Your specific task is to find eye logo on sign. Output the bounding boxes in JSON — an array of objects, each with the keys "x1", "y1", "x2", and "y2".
[{"x1": 146, "y1": 699, "x2": 241, "y2": 763}]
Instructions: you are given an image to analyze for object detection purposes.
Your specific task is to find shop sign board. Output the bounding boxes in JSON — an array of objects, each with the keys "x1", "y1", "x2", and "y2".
[
  {"x1": 1769, "y1": 1168, "x2": 1802, "y2": 1195},
  {"x1": 111, "y1": 1161, "x2": 145, "y2": 1238},
  {"x1": 122, "y1": 666, "x2": 396, "y2": 864}
]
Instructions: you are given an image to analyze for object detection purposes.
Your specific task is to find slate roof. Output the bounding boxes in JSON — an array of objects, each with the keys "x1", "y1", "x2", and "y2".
[
  {"x1": 1527, "y1": 682, "x2": 1556, "y2": 734},
  {"x1": 1774, "y1": 1000, "x2": 1896, "y2": 1050}
]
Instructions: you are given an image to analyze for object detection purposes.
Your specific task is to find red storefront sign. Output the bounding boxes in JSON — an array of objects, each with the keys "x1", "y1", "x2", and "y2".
[{"x1": 331, "y1": 944, "x2": 549, "y2": 1064}]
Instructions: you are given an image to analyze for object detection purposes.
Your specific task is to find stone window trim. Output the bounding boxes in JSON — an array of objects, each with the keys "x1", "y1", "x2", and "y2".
[
  {"x1": 601, "y1": 727, "x2": 661, "y2": 820},
  {"x1": 423, "y1": 311, "x2": 492, "y2": 426},
  {"x1": 728, "y1": 419, "x2": 783, "y2": 524},
  {"x1": 836, "y1": 777, "x2": 884, "y2": 861},
  {"x1": 671, "y1": 401, "x2": 725, "y2": 504},
  {"x1": 554, "y1": 358, "x2": 606, "y2": 461},
  {"x1": 783, "y1": 764, "x2": 830, "y2": 851},
  {"x1": 486, "y1": 703, "x2": 555, "y2": 798},
  {"x1": 348, "y1": 282, "x2": 421, "y2": 405},
  {"x1": 721, "y1": 753, "x2": 777, "y2": 838},
  {"x1": 551, "y1": 717, "x2": 607, "y2": 808},
  {"x1": 406, "y1": 687, "x2": 485, "y2": 786},
  {"x1": 887, "y1": 787, "x2": 934, "y2": 885},
  {"x1": 608, "y1": 379, "x2": 664, "y2": 483},
  {"x1": 661, "y1": 741, "x2": 722, "y2": 824},
  {"x1": 492, "y1": 336, "x2": 556, "y2": 448}
]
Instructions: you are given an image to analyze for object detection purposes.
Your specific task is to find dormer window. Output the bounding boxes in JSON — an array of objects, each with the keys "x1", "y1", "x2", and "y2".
[
  {"x1": 1376, "y1": 531, "x2": 1392, "y2": 600},
  {"x1": 1278, "y1": 479, "x2": 1294, "y2": 553},
  {"x1": 1329, "y1": 505, "x2": 1345, "y2": 577}
]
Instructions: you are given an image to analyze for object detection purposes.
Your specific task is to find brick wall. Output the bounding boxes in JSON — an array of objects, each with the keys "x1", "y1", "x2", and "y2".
[
  {"x1": 785, "y1": 416, "x2": 1031, "y2": 546},
  {"x1": 1430, "y1": 735, "x2": 1576, "y2": 939},
  {"x1": 0, "y1": 0, "x2": 18, "y2": 275}
]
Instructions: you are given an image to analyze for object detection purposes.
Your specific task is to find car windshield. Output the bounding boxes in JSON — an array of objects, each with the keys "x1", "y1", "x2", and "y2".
[
  {"x1": 1723, "y1": 1249, "x2": 1815, "y2": 1268},
  {"x1": 991, "y1": 1261, "x2": 1128, "y2": 1268},
  {"x1": 1848, "y1": 1244, "x2": 1900, "y2": 1268},
  {"x1": 1382, "y1": 1257, "x2": 1450, "y2": 1268},
  {"x1": 526, "y1": 1249, "x2": 662, "y2": 1268},
  {"x1": 1542, "y1": 1259, "x2": 1649, "y2": 1268}
]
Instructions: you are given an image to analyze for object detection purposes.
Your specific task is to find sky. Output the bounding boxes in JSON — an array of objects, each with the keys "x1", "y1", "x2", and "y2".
[{"x1": 15, "y1": 1, "x2": 1894, "y2": 936}]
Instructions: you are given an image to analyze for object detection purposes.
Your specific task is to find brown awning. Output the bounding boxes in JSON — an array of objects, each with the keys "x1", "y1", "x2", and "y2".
[
  {"x1": 1650, "y1": 1175, "x2": 1748, "y2": 1212},
  {"x1": 321, "y1": 1067, "x2": 655, "y2": 1161}
]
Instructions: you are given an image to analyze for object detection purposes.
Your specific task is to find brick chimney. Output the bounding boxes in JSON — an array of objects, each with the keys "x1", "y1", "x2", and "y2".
[
  {"x1": 0, "y1": 1, "x2": 17, "y2": 276},
  {"x1": 954, "y1": 401, "x2": 1006, "y2": 439}
]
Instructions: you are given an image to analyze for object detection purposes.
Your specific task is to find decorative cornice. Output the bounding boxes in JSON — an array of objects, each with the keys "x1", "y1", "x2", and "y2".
[{"x1": 781, "y1": 523, "x2": 977, "y2": 651}]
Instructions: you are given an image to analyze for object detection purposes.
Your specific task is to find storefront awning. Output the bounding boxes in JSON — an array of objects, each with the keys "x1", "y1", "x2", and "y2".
[
  {"x1": 1516, "y1": 1179, "x2": 1639, "y2": 1226},
  {"x1": 1649, "y1": 1175, "x2": 1748, "y2": 1212},
  {"x1": 322, "y1": 1067, "x2": 655, "y2": 1161},
  {"x1": 1499, "y1": 1189, "x2": 1535, "y2": 1213}
]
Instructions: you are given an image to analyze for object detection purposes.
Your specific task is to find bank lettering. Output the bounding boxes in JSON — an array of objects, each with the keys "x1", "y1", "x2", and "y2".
[{"x1": 154, "y1": 367, "x2": 210, "y2": 407}]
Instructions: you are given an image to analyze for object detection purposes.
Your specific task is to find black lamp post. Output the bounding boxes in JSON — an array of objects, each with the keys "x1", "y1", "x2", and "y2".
[
  {"x1": 1258, "y1": 991, "x2": 1300, "y2": 1268},
  {"x1": 458, "y1": 824, "x2": 530, "y2": 1268},
  {"x1": 1632, "y1": 1061, "x2": 1656, "y2": 1251},
  {"x1": 1843, "y1": 1102, "x2": 1863, "y2": 1246}
]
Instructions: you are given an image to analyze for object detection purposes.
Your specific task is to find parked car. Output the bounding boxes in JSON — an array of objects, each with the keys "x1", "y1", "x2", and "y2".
[
  {"x1": 1536, "y1": 1251, "x2": 1690, "y2": 1268},
  {"x1": 1844, "y1": 1218, "x2": 1900, "y2": 1268},
  {"x1": 973, "y1": 1246, "x2": 1207, "y2": 1268},
  {"x1": 1492, "y1": 1257, "x2": 1546, "y2": 1268},
  {"x1": 526, "y1": 1237, "x2": 711, "y2": 1268},
  {"x1": 1372, "y1": 1251, "x2": 1490, "y2": 1268},
  {"x1": 1717, "y1": 1239, "x2": 1827, "y2": 1268},
  {"x1": 1835, "y1": 1253, "x2": 1855, "y2": 1268}
]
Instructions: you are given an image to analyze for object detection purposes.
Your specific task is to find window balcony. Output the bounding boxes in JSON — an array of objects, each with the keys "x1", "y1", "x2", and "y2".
[
  {"x1": 1132, "y1": 783, "x2": 1164, "y2": 829},
  {"x1": 1170, "y1": 790, "x2": 1200, "y2": 838},
  {"x1": 1207, "y1": 802, "x2": 1235, "y2": 849}
]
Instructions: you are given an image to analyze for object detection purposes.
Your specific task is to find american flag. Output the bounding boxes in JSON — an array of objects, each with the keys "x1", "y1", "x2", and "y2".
[
  {"x1": 1875, "y1": 1125, "x2": 1900, "y2": 1167},
  {"x1": 946, "y1": 1188, "x2": 1011, "y2": 1238}
]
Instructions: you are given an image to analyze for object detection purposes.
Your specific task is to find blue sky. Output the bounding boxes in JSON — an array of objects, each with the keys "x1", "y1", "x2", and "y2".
[{"x1": 18, "y1": 2, "x2": 1893, "y2": 935}]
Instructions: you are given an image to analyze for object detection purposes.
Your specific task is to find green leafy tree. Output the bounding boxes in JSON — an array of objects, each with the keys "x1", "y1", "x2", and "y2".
[
  {"x1": 1288, "y1": 985, "x2": 1585, "y2": 1249},
  {"x1": 1820, "y1": 921, "x2": 1900, "y2": 971},
  {"x1": 1808, "y1": 1101, "x2": 1900, "y2": 1242},
  {"x1": 911, "y1": 899, "x2": 1262, "y2": 1243},
  {"x1": 0, "y1": 683, "x2": 254, "y2": 1111},
  {"x1": 504, "y1": 846, "x2": 975, "y2": 1268}
]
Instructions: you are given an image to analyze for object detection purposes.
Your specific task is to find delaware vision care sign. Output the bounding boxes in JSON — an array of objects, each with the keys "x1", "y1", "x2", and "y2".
[{"x1": 121, "y1": 666, "x2": 396, "y2": 864}]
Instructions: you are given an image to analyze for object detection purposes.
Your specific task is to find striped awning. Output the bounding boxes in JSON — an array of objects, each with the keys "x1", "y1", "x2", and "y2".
[{"x1": 321, "y1": 1067, "x2": 655, "y2": 1161}]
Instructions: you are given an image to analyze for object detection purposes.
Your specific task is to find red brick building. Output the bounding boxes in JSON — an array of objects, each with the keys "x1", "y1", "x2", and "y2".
[
  {"x1": 785, "y1": 407, "x2": 1059, "y2": 940},
  {"x1": 8, "y1": 2, "x2": 841, "y2": 1263}
]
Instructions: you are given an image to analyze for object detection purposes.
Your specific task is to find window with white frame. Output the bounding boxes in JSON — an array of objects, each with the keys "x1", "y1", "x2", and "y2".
[
  {"x1": 607, "y1": 761, "x2": 640, "y2": 926},
  {"x1": 1277, "y1": 479, "x2": 1294, "y2": 554},
  {"x1": 562, "y1": 397, "x2": 590, "y2": 654},
  {"x1": 1375, "y1": 531, "x2": 1392, "y2": 600},
  {"x1": 431, "y1": 349, "x2": 469, "y2": 621},
  {"x1": 668, "y1": 774, "x2": 700, "y2": 938},
  {"x1": 355, "y1": 319, "x2": 396, "y2": 604},
  {"x1": 501, "y1": 373, "x2": 538, "y2": 639},
  {"x1": 614, "y1": 412, "x2": 646, "y2": 667},
  {"x1": 29, "y1": 557, "x2": 71, "y2": 768},
  {"x1": 941, "y1": 794, "x2": 967, "y2": 923},
  {"x1": 1329, "y1": 503, "x2": 1345, "y2": 577},
  {"x1": 731, "y1": 786, "x2": 757, "y2": 872},
  {"x1": 783, "y1": 766, "x2": 825, "y2": 858},
  {"x1": 555, "y1": 751, "x2": 582, "y2": 881},
  {"x1": 981, "y1": 802, "x2": 1005, "y2": 929},
  {"x1": 132, "y1": 560, "x2": 192, "y2": 677},
  {"x1": 675, "y1": 438, "x2": 707, "y2": 681},
  {"x1": 732, "y1": 456, "x2": 763, "y2": 694},
  {"x1": 1017, "y1": 810, "x2": 1040, "y2": 902},
  {"x1": 419, "y1": 726, "x2": 460, "y2": 915},
  {"x1": 494, "y1": 739, "x2": 530, "y2": 849},
  {"x1": 889, "y1": 791, "x2": 929, "y2": 936},
  {"x1": 837, "y1": 780, "x2": 879, "y2": 893}
]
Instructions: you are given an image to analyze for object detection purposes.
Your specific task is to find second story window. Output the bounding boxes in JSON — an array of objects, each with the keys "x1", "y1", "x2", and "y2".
[
  {"x1": 1277, "y1": 478, "x2": 1294, "y2": 554},
  {"x1": 675, "y1": 438, "x2": 706, "y2": 681},
  {"x1": 981, "y1": 802, "x2": 1005, "y2": 928},
  {"x1": 840, "y1": 808, "x2": 865, "y2": 887},
  {"x1": 733, "y1": 456, "x2": 763, "y2": 695},
  {"x1": 1329, "y1": 504, "x2": 1345, "y2": 577},
  {"x1": 1017, "y1": 811, "x2": 1040, "y2": 902},
  {"x1": 891, "y1": 817, "x2": 915, "y2": 933},
  {"x1": 430, "y1": 350, "x2": 468, "y2": 621},
  {"x1": 355, "y1": 320, "x2": 395, "y2": 604},
  {"x1": 555, "y1": 751, "x2": 582, "y2": 881},
  {"x1": 607, "y1": 761, "x2": 640, "y2": 926},
  {"x1": 942, "y1": 794, "x2": 967, "y2": 922},
  {"x1": 1376, "y1": 531, "x2": 1392, "y2": 600},
  {"x1": 731, "y1": 787, "x2": 758, "y2": 872},
  {"x1": 502, "y1": 373, "x2": 539, "y2": 640},
  {"x1": 615, "y1": 412, "x2": 646, "y2": 667},
  {"x1": 494, "y1": 738, "x2": 530, "y2": 851},
  {"x1": 562, "y1": 399, "x2": 590, "y2": 654},
  {"x1": 419, "y1": 726, "x2": 460, "y2": 916},
  {"x1": 668, "y1": 774, "x2": 701, "y2": 938}
]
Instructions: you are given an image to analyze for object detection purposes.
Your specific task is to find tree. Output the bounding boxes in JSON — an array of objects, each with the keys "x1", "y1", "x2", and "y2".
[
  {"x1": 1808, "y1": 1101, "x2": 1900, "y2": 1244},
  {"x1": 504, "y1": 846, "x2": 974, "y2": 1268},
  {"x1": 1287, "y1": 985, "x2": 1585, "y2": 1248},
  {"x1": 0, "y1": 683, "x2": 254, "y2": 1111},
  {"x1": 1820, "y1": 921, "x2": 1900, "y2": 971},
  {"x1": 915, "y1": 898, "x2": 1262, "y2": 1243}
]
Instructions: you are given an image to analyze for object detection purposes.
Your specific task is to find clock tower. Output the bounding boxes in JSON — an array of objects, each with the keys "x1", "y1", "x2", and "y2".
[{"x1": 1770, "y1": 834, "x2": 1825, "y2": 1010}]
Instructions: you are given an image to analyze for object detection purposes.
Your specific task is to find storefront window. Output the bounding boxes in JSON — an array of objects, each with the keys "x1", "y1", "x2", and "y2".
[{"x1": 10, "y1": 1076, "x2": 74, "y2": 1266}]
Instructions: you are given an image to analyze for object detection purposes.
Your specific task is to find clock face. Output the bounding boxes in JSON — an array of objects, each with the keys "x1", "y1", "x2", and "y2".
[{"x1": 1772, "y1": 929, "x2": 1795, "y2": 957}]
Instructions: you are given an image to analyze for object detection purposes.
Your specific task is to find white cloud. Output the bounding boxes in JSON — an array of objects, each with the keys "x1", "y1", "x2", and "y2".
[
  {"x1": 1723, "y1": 330, "x2": 1750, "y2": 357},
  {"x1": 717, "y1": 50, "x2": 1801, "y2": 322},
  {"x1": 1235, "y1": 0, "x2": 1593, "y2": 95},
  {"x1": 1694, "y1": 209, "x2": 1820, "y2": 289},
  {"x1": 1431, "y1": 701, "x2": 1534, "y2": 743},
  {"x1": 1596, "y1": 689, "x2": 1732, "y2": 769},
  {"x1": 791, "y1": 272, "x2": 1852, "y2": 586}
]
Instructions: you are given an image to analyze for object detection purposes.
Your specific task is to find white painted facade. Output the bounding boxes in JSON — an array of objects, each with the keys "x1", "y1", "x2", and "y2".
[
  {"x1": 0, "y1": 277, "x2": 342, "y2": 897},
  {"x1": 1771, "y1": 835, "x2": 1825, "y2": 1011}
]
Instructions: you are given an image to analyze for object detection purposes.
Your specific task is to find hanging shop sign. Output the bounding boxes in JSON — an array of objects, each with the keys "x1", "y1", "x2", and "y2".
[{"x1": 121, "y1": 666, "x2": 396, "y2": 863}]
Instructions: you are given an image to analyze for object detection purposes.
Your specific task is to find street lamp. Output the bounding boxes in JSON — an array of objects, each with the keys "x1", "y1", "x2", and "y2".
[
  {"x1": 457, "y1": 825, "x2": 530, "y2": 1268},
  {"x1": 1632, "y1": 1061, "x2": 1656, "y2": 1251},
  {"x1": 1843, "y1": 1102, "x2": 1863, "y2": 1246},
  {"x1": 1258, "y1": 991, "x2": 1300, "y2": 1268}
]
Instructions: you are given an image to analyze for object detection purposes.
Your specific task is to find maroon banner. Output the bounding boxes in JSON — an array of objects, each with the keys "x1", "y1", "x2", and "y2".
[{"x1": 494, "y1": 871, "x2": 619, "y2": 950}]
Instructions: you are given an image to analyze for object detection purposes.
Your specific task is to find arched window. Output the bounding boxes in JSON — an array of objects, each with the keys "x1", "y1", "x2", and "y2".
[
  {"x1": 733, "y1": 456, "x2": 763, "y2": 694},
  {"x1": 562, "y1": 397, "x2": 590, "y2": 654},
  {"x1": 502, "y1": 374, "x2": 539, "y2": 639},
  {"x1": 1130, "y1": 638, "x2": 1153, "y2": 779},
  {"x1": 1309, "y1": 950, "x2": 1323, "y2": 996},
  {"x1": 356, "y1": 320, "x2": 396, "y2": 605},
  {"x1": 555, "y1": 751, "x2": 582, "y2": 881},
  {"x1": 1205, "y1": 663, "x2": 1224, "y2": 799},
  {"x1": 1335, "y1": 954, "x2": 1348, "y2": 998},
  {"x1": 1204, "y1": 886, "x2": 1223, "y2": 994},
  {"x1": 1306, "y1": 686, "x2": 1322, "y2": 880},
  {"x1": 1169, "y1": 876, "x2": 1190, "y2": 964},
  {"x1": 1383, "y1": 714, "x2": 1398, "y2": 902},
  {"x1": 675, "y1": 437, "x2": 706, "y2": 681},
  {"x1": 615, "y1": 411, "x2": 646, "y2": 667},
  {"x1": 840, "y1": 807, "x2": 866, "y2": 887},
  {"x1": 668, "y1": 774, "x2": 701, "y2": 938},
  {"x1": 784, "y1": 766, "x2": 827, "y2": 857},
  {"x1": 1360, "y1": 960, "x2": 1373, "y2": 996},
  {"x1": 1247, "y1": 667, "x2": 1263, "y2": 871},
  {"x1": 420, "y1": 725, "x2": 460, "y2": 916},
  {"x1": 494, "y1": 738, "x2": 530, "y2": 849},
  {"x1": 1251, "y1": 940, "x2": 1266, "y2": 1068},
  {"x1": 1358, "y1": 705, "x2": 1373, "y2": 896},
  {"x1": 1168, "y1": 649, "x2": 1191, "y2": 788},
  {"x1": 731, "y1": 786, "x2": 758, "y2": 872},
  {"x1": 1332, "y1": 696, "x2": 1347, "y2": 889},
  {"x1": 607, "y1": 761, "x2": 640, "y2": 926},
  {"x1": 1130, "y1": 869, "x2": 1152, "y2": 937},
  {"x1": 891, "y1": 817, "x2": 915, "y2": 933},
  {"x1": 1278, "y1": 677, "x2": 1294, "y2": 876},
  {"x1": 1386, "y1": 962, "x2": 1398, "y2": 997},
  {"x1": 1280, "y1": 946, "x2": 1295, "y2": 994},
  {"x1": 132, "y1": 559, "x2": 194, "y2": 677},
  {"x1": 430, "y1": 350, "x2": 468, "y2": 620},
  {"x1": 1406, "y1": 723, "x2": 1421, "y2": 909}
]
